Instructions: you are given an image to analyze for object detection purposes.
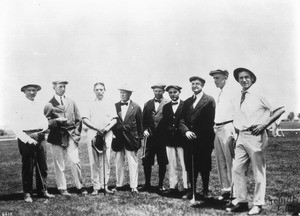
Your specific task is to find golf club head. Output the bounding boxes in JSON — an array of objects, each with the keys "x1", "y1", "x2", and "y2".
[{"x1": 190, "y1": 197, "x2": 196, "y2": 204}]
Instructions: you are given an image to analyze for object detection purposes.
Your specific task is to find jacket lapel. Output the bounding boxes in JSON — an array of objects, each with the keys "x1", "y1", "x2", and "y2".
[
  {"x1": 115, "y1": 102, "x2": 123, "y2": 122},
  {"x1": 49, "y1": 97, "x2": 65, "y2": 111},
  {"x1": 174, "y1": 100, "x2": 184, "y2": 115},
  {"x1": 124, "y1": 101, "x2": 134, "y2": 122},
  {"x1": 191, "y1": 94, "x2": 207, "y2": 114},
  {"x1": 156, "y1": 98, "x2": 168, "y2": 113}
]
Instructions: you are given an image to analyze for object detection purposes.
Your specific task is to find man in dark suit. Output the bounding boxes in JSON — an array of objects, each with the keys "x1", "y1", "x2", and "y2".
[
  {"x1": 140, "y1": 84, "x2": 170, "y2": 192},
  {"x1": 179, "y1": 76, "x2": 216, "y2": 199},
  {"x1": 44, "y1": 81, "x2": 87, "y2": 196},
  {"x1": 111, "y1": 86, "x2": 143, "y2": 194},
  {"x1": 159, "y1": 85, "x2": 188, "y2": 196}
]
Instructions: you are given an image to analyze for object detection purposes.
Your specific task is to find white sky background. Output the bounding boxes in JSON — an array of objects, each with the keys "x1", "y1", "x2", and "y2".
[{"x1": 0, "y1": 0, "x2": 299, "y2": 127}]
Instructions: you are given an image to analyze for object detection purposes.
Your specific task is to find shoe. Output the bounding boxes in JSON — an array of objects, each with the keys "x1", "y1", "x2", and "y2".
[
  {"x1": 202, "y1": 190, "x2": 212, "y2": 199},
  {"x1": 79, "y1": 188, "x2": 88, "y2": 196},
  {"x1": 103, "y1": 188, "x2": 114, "y2": 194},
  {"x1": 131, "y1": 188, "x2": 139, "y2": 194},
  {"x1": 91, "y1": 189, "x2": 99, "y2": 196},
  {"x1": 24, "y1": 193, "x2": 33, "y2": 203},
  {"x1": 37, "y1": 190, "x2": 55, "y2": 198},
  {"x1": 218, "y1": 191, "x2": 231, "y2": 200},
  {"x1": 163, "y1": 188, "x2": 179, "y2": 196},
  {"x1": 182, "y1": 191, "x2": 193, "y2": 199},
  {"x1": 226, "y1": 202, "x2": 248, "y2": 213},
  {"x1": 59, "y1": 189, "x2": 71, "y2": 196},
  {"x1": 138, "y1": 184, "x2": 152, "y2": 192},
  {"x1": 158, "y1": 186, "x2": 166, "y2": 192},
  {"x1": 248, "y1": 205, "x2": 262, "y2": 215}
]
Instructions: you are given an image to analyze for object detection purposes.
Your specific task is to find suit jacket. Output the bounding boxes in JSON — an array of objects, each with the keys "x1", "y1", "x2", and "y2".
[
  {"x1": 179, "y1": 93, "x2": 215, "y2": 171},
  {"x1": 159, "y1": 100, "x2": 185, "y2": 147},
  {"x1": 111, "y1": 100, "x2": 143, "y2": 152},
  {"x1": 44, "y1": 96, "x2": 82, "y2": 145},
  {"x1": 142, "y1": 98, "x2": 169, "y2": 136}
]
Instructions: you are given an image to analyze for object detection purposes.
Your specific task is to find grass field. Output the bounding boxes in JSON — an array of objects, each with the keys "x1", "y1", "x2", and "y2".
[{"x1": 0, "y1": 135, "x2": 299, "y2": 216}]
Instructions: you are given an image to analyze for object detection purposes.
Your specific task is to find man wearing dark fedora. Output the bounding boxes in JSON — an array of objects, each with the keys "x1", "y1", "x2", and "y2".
[
  {"x1": 159, "y1": 85, "x2": 188, "y2": 196},
  {"x1": 44, "y1": 81, "x2": 87, "y2": 196},
  {"x1": 179, "y1": 76, "x2": 216, "y2": 199},
  {"x1": 13, "y1": 84, "x2": 54, "y2": 202},
  {"x1": 111, "y1": 85, "x2": 143, "y2": 194},
  {"x1": 226, "y1": 68, "x2": 285, "y2": 215},
  {"x1": 140, "y1": 83, "x2": 170, "y2": 192},
  {"x1": 209, "y1": 69, "x2": 236, "y2": 201}
]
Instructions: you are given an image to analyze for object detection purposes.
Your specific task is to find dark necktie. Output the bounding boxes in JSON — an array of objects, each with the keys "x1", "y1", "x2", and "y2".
[
  {"x1": 60, "y1": 96, "x2": 64, "y2": 105},
  {"x1": 154, "y1": 98, "x2": 161, "y2": 103},
  {"x1": 172, "y1": 101, "x2": 179, "y2": 105},
  {"x1": 240, "y1": 91, "x2": 247, "y2": 106},
  {"x1": 120, "y1": 102, "x2": 128, "y2": 106}
]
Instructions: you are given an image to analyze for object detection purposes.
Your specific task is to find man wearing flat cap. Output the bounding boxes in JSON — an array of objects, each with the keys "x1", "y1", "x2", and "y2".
[
  {"x1": 159, "y1": 85, "x2": 188, "y2": 196},
  {"x1": 140, "y1": 83, "x2": 170, "y2": 192},
  {"x1": 12, "y1": 84, "x2": 54, "y2": 202},
  {"x1": 226, "y1": 68, "x2": 285, "y2": 215},
  {"x1": 111, "y1": 86, "x2": 143, "y2": 194},
  {"x1": 179, "y1": 76, "x2": 216, "y2": 199},
  {"x1": 209, "y1": 69, "x2": 236, "y2": 201},
  {"x1": 44, "y1": 81, "x2": 87, "y2": 196}
]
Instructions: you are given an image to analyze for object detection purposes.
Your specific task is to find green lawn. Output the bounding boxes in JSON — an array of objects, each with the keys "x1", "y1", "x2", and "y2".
[{"x1": 0, "y1": 135, "x2": 299, "y2": 216}]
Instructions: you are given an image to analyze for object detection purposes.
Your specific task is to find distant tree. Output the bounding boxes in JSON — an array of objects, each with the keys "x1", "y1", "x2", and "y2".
[
  {"x1": 287, "y1": 112, "x2": 295, "y2": 121},
  {"x1": 298, "y1": 113, "x2": 300, "y2": 119}
]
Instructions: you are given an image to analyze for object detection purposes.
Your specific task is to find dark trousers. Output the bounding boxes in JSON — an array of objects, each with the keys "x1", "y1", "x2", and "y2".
[{"x1": 18, "y1": 137, "x2": 48, "y2": 193}]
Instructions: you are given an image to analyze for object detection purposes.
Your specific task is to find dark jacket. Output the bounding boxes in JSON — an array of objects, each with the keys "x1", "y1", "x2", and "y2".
[
  {"x1": 44, "y1": 96, "x2": 82, "y2": 146},
  {"x1": 112, "y1": 100, "x2": 143, "y2": 152}
]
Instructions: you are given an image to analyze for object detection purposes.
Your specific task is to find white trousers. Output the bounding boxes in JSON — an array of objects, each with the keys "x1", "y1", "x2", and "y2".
[
  {"x1": 51, "y1": 137, "x2": 83, "y2": 190},
  {"x1": 214, "y1": 123, "x2": 236, "y2": 190},
  {"x1": 166, "y1": 146, "x2": 188, "y2": 189},
  {"x1": 232, "y1": 131, "x2": 268, "y2": 205},
  {"x1": 87, "y1": 131, "x2": 112, "y2": 190},
  {"x1": 115, "y1": 148, "x2": 138, "y2": 189}
]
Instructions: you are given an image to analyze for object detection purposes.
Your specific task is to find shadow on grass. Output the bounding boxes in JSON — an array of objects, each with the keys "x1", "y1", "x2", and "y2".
[{"x1": 191, "y1": 197, "x2": 227, "y2": 211}]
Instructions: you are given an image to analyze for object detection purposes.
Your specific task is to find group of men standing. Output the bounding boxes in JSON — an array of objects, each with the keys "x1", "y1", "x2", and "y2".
[{"x1": 13, "y1": 67, "x2": 284, "y2": 215}]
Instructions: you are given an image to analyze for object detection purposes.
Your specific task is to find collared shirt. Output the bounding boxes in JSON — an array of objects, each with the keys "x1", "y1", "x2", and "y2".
[
  {"x1": 13, "y1": 96, "x2": 48, "y2": 143},
  {"x1": 154, "y1": 98, "x2": 161, "y2": 111},
  {"x1": 233, "y1": 87, "x2": 272, "y2": 131},
  {"x1": 215, "y1": 84, "x2": 235, "y2": 123},
  {"x1": 171, "y1": 100, "x2": 180, "y2": 113},
  {"x1": 82, "y1": 97, "x2": 117, "y2": 137},
  {"x1": 54, "y1": 94, "x2": 66, "y2": 106},
  {"x1": 193, "y1": 91, "x2": 204, "y2": 108},
  {"x1": 121, "y1": 100, "x2": 131, "y2": 121}
]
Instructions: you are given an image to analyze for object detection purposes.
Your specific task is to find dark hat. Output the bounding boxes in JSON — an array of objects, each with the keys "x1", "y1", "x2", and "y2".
[
  {"x1": 166, "y1": 85, "x2": 182, "y2": 92},
  {"x1": 151, "y1": 83, "x2": 166, "y2": 90},
  {"x1": 189, "y1": 76, "x2": 206, "y2": 84},
  {"x1": 52, "y1": 81, "x2": 69, "y2": 85},
  {"x1": 233, "y1": 68, "x2": 256, "y2": 84},
  {"x1": 21, "y1": 84, "x2": 41, "y2": 92},
  {"x1": 118, "y1": 84, "x2": 133, "y2": 92},
  {"x1": 209, "y1": 69, "x2": 229, "y2": 77}
]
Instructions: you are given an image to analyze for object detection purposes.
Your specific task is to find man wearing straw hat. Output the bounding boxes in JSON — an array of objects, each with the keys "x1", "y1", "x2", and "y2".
[{"x1": 13, "y1": 84, "x2": 55, "y2": 203}]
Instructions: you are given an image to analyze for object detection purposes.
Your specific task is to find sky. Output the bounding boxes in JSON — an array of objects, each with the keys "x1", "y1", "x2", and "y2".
[{"x1": 0, "y1": 0, "x2": 299, "y2": 128}]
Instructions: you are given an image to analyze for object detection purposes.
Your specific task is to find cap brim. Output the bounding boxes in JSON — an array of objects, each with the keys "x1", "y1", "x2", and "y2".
[
  {"x1": 233, "y1": 68, "x2": 256, "y2": 84},
  {"x1": 21, "y1": 84, "x2": 41, "y2": 92}
]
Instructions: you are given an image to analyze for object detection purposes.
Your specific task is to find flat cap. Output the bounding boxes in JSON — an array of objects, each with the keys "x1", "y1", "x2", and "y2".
[
  {"x1": 189, "y1": 76, "x2": 206, "y2": 84},
  {"x1": 209, "y1": 69, "x2": 229, "y2": 77},
  {"x1": 233, "y1": 68, "x2": 256, "y2": 84},
  {"x1": 166, "y1": 85, "x2": 182, "y2": 92},
  {"x1": 151, "y1": 83, "x2": 166, "y2": 90},
  {"x1": 52, "y1": 81, "x2": 69, "y2": 85},
  {"x1": 21, "y1": 84, "x2": 41, "y2": 92},
  {"x1": 118, "y1": 84, "x2": 133, "y2": 92}
]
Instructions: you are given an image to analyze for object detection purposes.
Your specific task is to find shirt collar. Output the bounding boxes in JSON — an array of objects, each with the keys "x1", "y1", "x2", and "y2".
[
  {"x1": 194, "y1": 91, "x2": 204, "y2": 99},
  {"x1": 54, "y1": 94, "x2": 65, "y2": 103}
]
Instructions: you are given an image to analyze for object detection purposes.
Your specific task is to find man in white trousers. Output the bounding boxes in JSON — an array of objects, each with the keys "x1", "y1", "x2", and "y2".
[
  {"x1": 159, "y1": 85, "x2": 188, "y2": 196},
  {"x1": 82, "y1": 82, "x2": 116, "y2": 195},
  {"x1": 226, "y1": 68, "x2": 285, "y2": 215},
  {"x1": 111, "y1": 86, "x2": 143, "y2": 194},
  {"x1": 44, "y1": 81, "x2": 87, "y2": 196},
  {"x1": 209, "y1": 69, "x2": 236, "y2": 201}
]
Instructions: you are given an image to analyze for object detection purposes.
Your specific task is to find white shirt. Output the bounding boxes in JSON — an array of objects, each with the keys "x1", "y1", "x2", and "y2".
[
  {"x1": 54, "y1": 94, "x2": 66, "y2": 106},
  {"x1": 154, "y1": 98, "x2": 161, "y2": 111},
  {"x1": 82, "y1": 97, "x2": 117, "y2": 138},
  {"x1": 13, "y1": 96, "x2": 48, "y2": 143},
  {"x1": 215, "y1": 84, "x2": 235, "y2": 123},
  {"x1": 193, "y1": 91, "x2": 204, "y2": 108},
  {"x1": 233, "y1": 87, "x2": 272, "y2": 131},
  {"x1": 171, "y1": 100, "x2": 180, "y2": 113},
  {"x1": 121, "y1": 100, "x2": 131, "y2": 121}
]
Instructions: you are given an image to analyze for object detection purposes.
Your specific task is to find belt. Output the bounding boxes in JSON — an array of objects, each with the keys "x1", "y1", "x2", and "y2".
[
  {"x1": 23, "y1": 129, "x2": 43, "y2": 134},
  {"x1": 215, "y1": 120, "x2": 233, "y2": 126}
]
